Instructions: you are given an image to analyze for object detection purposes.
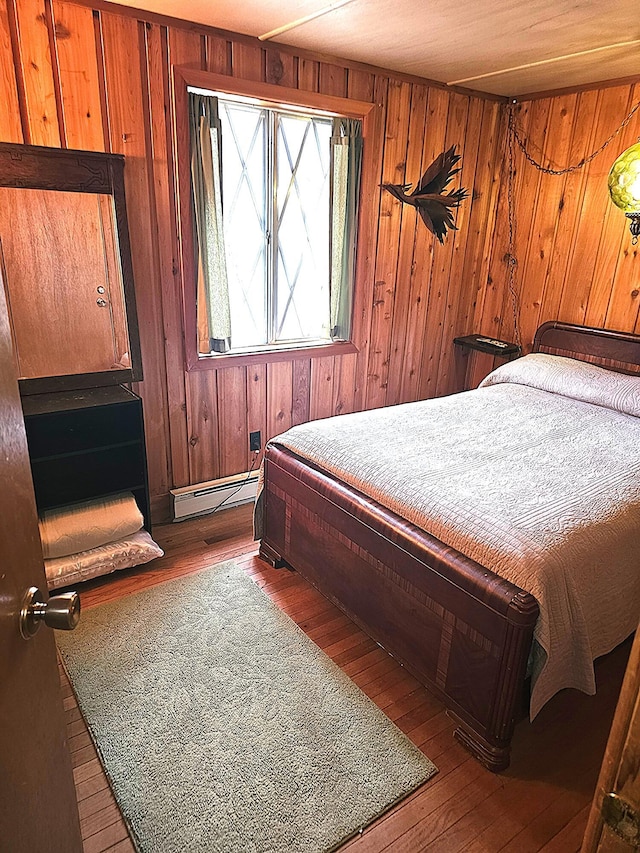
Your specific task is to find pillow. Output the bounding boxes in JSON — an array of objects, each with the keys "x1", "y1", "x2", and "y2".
[
  {"x1": 45, "y1": 529, "x2": 163, "y2": 589},
  {"x1": 39, "y1": 492, "x2": 144, "y2": 559},
  {"x1": 479, "y1": 352, "x2": 640, "y2": 418}
]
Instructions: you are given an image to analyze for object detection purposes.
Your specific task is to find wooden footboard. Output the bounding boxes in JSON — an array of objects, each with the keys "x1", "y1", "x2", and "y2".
[{"x1": 259, "y1": 445, "x2": 539, "y2": 772}]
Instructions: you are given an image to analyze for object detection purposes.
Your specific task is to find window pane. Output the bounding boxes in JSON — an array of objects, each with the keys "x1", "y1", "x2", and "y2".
[
  {"x1": 275, "y1": 115, "x2": 331, "y2": 342},
  {"x1": 219, "y1": 101, "x2": 268, "y2": 349}
]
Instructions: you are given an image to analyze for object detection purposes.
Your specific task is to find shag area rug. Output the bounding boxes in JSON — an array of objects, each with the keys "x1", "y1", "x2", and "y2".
[{"x1": 57, "y1": 560, "x2": 436, "y2": 853}]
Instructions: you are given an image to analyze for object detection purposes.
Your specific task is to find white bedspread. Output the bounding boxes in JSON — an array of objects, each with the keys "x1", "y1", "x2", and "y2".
[{"x1": 269, "y1": 354, "x2": 640, "y2": 718}]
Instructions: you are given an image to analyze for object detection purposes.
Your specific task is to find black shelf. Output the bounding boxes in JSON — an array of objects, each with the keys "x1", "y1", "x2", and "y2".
[
  {"x1": 454, "y1": 334, "x2": 521, "y2": 357},
  {"x1": 22, "y1": 385, "x2": 151, "y2": 530}
]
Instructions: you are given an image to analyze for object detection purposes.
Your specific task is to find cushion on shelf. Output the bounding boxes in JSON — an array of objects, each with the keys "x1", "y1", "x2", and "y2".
[{"x1": 39, "y1": 492, "x2": 144, "y2": 559}]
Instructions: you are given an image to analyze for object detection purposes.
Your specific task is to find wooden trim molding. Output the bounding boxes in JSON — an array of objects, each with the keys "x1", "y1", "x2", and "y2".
[
  {"x1": 178, "y1": 68, "x2": 376, "y2": 118},
  {"x1": 173, "y1": 65, "x2": 376, "y2": 373},
  {"x1": 191, "y1": 340, "x2": 358, "y2": 370}
]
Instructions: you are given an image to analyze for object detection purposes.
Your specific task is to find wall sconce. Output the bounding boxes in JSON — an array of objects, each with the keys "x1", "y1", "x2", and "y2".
[{"x1": 608, "y1": 141, "x2": 640, "y2": 245}]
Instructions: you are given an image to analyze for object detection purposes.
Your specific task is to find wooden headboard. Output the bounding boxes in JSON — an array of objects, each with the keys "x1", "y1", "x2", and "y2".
[{"x1": 533, "y1": 321, "x2": 640, "y2": 375}]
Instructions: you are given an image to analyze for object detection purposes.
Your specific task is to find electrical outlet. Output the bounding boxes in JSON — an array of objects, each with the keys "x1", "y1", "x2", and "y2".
[{"x1": 250, "y1": 430, "x2": 262, "y2": 452}]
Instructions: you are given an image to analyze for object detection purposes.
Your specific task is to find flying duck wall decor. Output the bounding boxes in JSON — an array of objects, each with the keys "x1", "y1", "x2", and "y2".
[{"x1": 382, "y1": 145, "x2": 468, "y2": 243}]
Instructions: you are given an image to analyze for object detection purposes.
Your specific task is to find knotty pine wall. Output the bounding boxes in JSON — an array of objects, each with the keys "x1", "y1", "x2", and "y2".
[
  {"x1": 0, "y1": 0, "x2": 505, "y2": 518},
  {"x1": 2, "y1": 1, "x2": 637, "y2": 520},
  {"x1": 478, "y1": 83, "x2": 640, "y2": 355}
]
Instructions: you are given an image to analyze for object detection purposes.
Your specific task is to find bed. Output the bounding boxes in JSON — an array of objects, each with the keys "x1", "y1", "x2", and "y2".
[{"x1": 257, "y1": 322, "x2": 640, "y2": 771}]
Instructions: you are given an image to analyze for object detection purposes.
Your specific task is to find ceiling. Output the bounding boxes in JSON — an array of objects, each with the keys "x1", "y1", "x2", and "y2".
[{"x1": 106, "y1": 0, "x2": 640, "y2": 97}]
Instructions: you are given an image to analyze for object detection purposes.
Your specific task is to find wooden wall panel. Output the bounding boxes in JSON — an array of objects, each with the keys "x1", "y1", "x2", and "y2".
[
  {"x1": 434, "y1": 95, "x2": 484, "y2": 397},
  {"x1": 384, "y1": 83, "x2": 427, "y2": 405},
  {"x1": 398, "y1": 86, "x2": 449, "y2": 403},
  {"x1": 266, "y1": 361, "x2": 293, "y2": 440},
  {"x1": 246, "y1": 363, "x2": 266, "y2": 468},
  {"x1": 206, "y1": 34, "x2": 229, "y2": 75},
  {"x1": 144, "y1": 23, "x2": 190, "y2": 489},
  {"x1": 15, "y1": 1, "x2": 636, "y2": 520},
  {"x1": 51, "y1": 1, "x2": 103, "y2": 150},
  {"x1": 309, "y1": 356, "x2": 335, "y2": 422},
  {"x1": 558, "y1": 87, "x2": 630, "y2": 327},
  {"x1": 10, "y1": 0, "x2": 60, "y2": 145},
  {"x1": 291, "y1": 358, "x2": 311, "y2": 426},
  {"x1": 217, "y1": 366, "x2": 248, "y2": 475},
  {"x1": 0, "y1": 1, "x2": 23, "y2": 142},
  {"x1": 472, "y1": 81, "x2": 640, "y2": 385},
  {"x1": 423, "y1": 92, "x2": 472, "y2": 399},
  {"x1": 450, "y1": 99, "x2": 504, "y2": 394},
  {"x1": 0, "y1": 0, "x2": 511, "y2": 514},
  {"x1": 99, "y1": 12, "x2": 171, "y2": 501},
  {"x1": 185, "y1": 369, "x2": 219, "y2": 484},
  {"x1": 365, "y1": 78, "x2": 412, "y2": 410},
  {"x1": 518, "y1": 90, "x2": 600, "y2": 336}
]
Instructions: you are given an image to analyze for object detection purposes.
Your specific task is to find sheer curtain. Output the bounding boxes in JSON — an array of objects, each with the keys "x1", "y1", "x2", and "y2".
[
  {"x1": 330, "y1": 117, "x2": 363, "y2": 340},
  {"x1": 189, "y1": 92, "x2": 231, "y2": 354}
]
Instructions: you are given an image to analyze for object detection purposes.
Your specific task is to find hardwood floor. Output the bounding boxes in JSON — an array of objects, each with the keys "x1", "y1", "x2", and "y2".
[{"x1": 60, "y1": 503, "x2": 630, "y2": 852}]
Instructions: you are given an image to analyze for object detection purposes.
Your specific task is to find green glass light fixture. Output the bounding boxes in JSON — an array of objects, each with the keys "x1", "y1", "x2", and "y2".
[{"x1": 608, "y1": 140, "x2": 640, "y2": 245}]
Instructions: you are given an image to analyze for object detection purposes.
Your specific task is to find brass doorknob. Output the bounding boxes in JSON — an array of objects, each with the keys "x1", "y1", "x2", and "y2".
[{"x1": 19, "y1": 586, "x2": 81, "y2": 639}]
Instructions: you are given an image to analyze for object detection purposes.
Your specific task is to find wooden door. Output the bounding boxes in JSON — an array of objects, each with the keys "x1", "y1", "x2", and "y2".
[
  {"x1": 582, "y1": 627, "x2": 640, "y2": 851},
  {"x1": 0, "y1": 186, "x2": 131, "y2": 379},
  {"x1": 0, "y1": 276, "x2": 82, "y2": 848}
]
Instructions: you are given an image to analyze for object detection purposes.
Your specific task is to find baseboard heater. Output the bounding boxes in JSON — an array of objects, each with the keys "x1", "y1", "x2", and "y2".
[{"x1": 170, "y1": 470, "x2": 259, "y2": 521}]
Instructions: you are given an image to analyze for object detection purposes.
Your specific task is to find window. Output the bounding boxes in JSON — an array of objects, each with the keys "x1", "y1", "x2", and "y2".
[{"x1": 189, "y1": 89, "x2": 363, "y2": 358}]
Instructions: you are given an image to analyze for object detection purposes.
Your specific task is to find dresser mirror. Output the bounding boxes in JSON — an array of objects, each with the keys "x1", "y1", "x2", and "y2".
[{"x1": 0, "y1": 142, "x2": 142, "y2": 394}]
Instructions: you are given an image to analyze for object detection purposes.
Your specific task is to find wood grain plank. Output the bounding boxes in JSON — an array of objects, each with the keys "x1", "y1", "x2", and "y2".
[
  {"x1": 435, "y1": 93, "x2": 484, "y2": 397},
  {"x1": 604, "y1": 82, "x2": 640, "y2": 332},
  {"x1": 265, "y1": 48, "x2": 296, "y2": 87},
  {"x1": 11, "y1": 0, "x2": 60, "y2": 146},
  {"x1": 100, "y1": 12, "x2": 171, "y2": 501},
  {"x1": 82, "y1": 817, "x2": 129, "y2": 852},
  {"x1": 351, "y1": 75, "x2": 388, "y2": 413},
  {"x1": 365, "y1": 78, "x2": 412, "y2": 409},
  {"x1": 514, "y1": 93, "x2": 578, "y2": 348},
  {"x1": 418, "y1": 91, "x2": 469, "y2": 401},
  {"x1": 205, "y1": 33, "x2": 229, "y2": 75},
  {"x1": 231, "y1": 41, "x2": 263, "y2": 82},
  {"x1": 51, "y1": 1, "x2": 103, "y2": 150},
  {"x1": 398, "y1": 85, "x2": 449, "y2": 402},
  {"x1": 475, "y1": 100, "x2": 535, "y2": 351},
  {"x1": 266, "y1": 360, "x2": 293, "y2": 440},
  {"x1": 495, "y1": 96, "x2": 552, "y2": 348},
  {"x1": 583, "y1": 84, "x2": 639, "y2": 329},
  {"x1": 384, "y1": 82, "x2": 427, "y2": 406},
  {"x1": 539, "y1": 805, "x2": 588, "y2": 853},
  {"x1": 319, "y1": 62, "x2": 347, "y2": 97},
  {"x1": 453, "y1": 99, "x2": 505, "y2": 392},
  {"x1": 146, "y1": 22, "x2": 191, "y2": 489},
  {"x1": 557, "y1": 85, "x2": 631, "y2": 328},
  {"x1": 347, "y1": 68, "x2": 375, "y2": 103},
  {"x1": 291, "y1": 357, "x2": 311, "y2": 425},
  {"x1": 185, "y1": 368, "x2": 219, "y2": 484},
  {"x1": 523, "y1": 88, "x2": 599, "y2": 334},
  {"x1": 168, "y1": 24, "x2": 203, "y2": 70},
  {"x1": 297, "y1": 57, "x2": 318, "y2": 92},
  {"x1": 0, "y1": 0, "x2": 24, "y2": 142},
  {"x1": 246, "y1": 362, "x2": 266, "y2": 469},
  {"x1": 309, "y1": 355, "x2": 335, "y2": 420},
  {"x1": 215, "y1": 365, "x2": 248, "y2": 476},
  {"x1": 332, "y1": 352, "x2": 357, "y2": 415}
]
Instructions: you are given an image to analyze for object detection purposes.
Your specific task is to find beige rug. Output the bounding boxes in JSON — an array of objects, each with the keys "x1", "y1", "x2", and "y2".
[{"x1": 58, "y1": 560, "x2": 436, "y2": 852}]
